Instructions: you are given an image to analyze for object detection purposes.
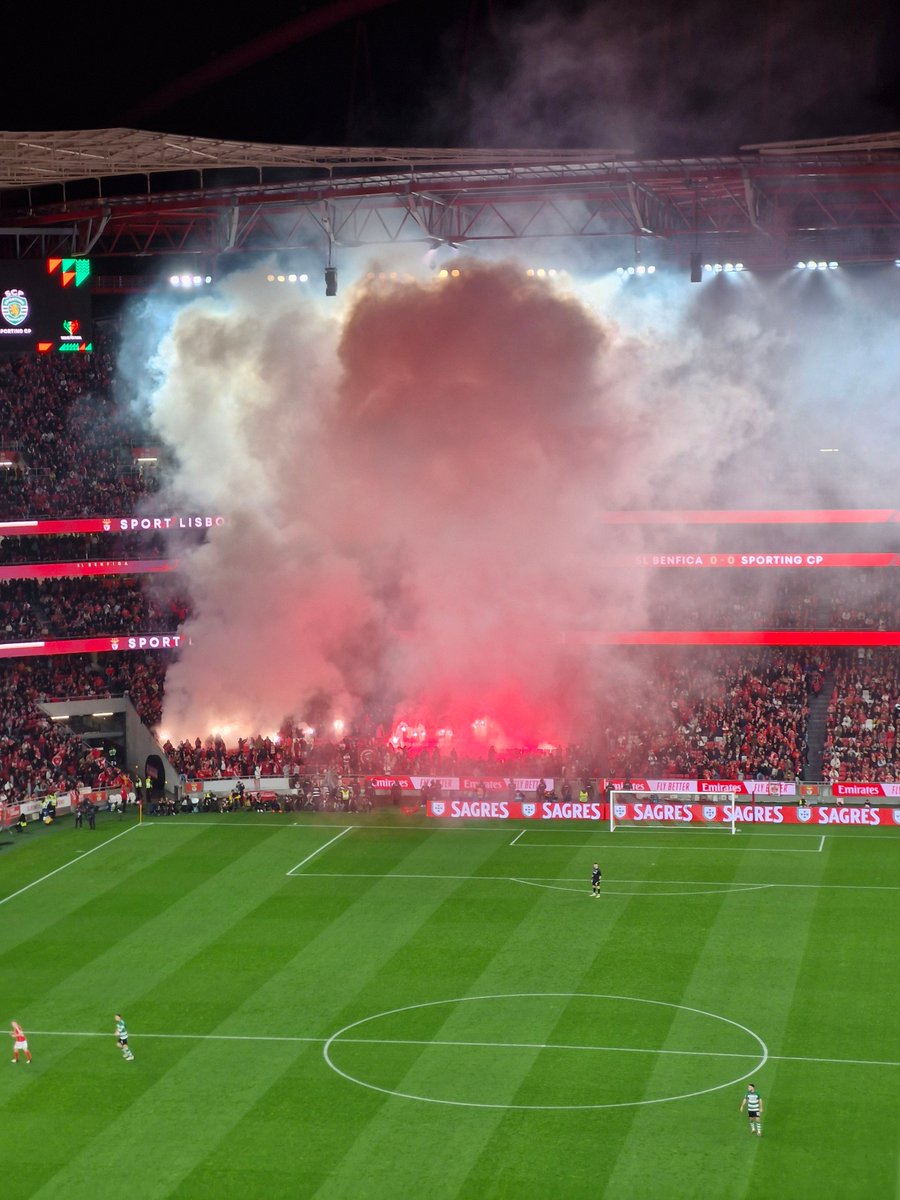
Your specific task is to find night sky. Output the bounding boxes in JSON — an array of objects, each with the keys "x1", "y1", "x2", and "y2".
[{"x1": 6, "y1": 0, "x2": 900, "y2": 155}]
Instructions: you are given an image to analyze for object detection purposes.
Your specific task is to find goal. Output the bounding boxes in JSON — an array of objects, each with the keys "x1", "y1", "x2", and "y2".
[{"x1": 609, "y1": 791, "x2": 738, "y2": 834}]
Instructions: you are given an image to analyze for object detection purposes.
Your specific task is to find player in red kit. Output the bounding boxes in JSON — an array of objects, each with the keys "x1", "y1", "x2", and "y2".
[{"x1": 10, "y1": 1021, "x2": 32, "y2": 1064}]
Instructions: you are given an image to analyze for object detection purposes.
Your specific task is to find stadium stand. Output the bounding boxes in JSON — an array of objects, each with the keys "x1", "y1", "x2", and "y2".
[
  {"x1": 821, "y1": 649, "x2": 900, "y2": 783},
  {"x1": 2, "y1": 344, "x2": 900, "y2": 798},
  {"x1": 0, "y1": 653, "x2": 167, "y2": 799}
]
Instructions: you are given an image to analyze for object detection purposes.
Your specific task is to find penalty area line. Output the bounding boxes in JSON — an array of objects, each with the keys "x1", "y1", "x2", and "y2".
[
  {"x1": 0, "y1": 824, "x2": 140, "y2": 909},
  {"x1": 285, "y1": 826, "x2": 353, "y2": 875},
  {"x1": 288, "y1": 870, "x2": 900, "y2": 892}
]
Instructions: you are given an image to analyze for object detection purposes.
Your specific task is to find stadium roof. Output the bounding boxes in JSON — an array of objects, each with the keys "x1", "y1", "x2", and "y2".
[
  {"x1": 0, "y1": 129, "x2": 638, "y2": 189},
  {"x1": 3, "y1": 129, "x2": 900, "y2": 277}
]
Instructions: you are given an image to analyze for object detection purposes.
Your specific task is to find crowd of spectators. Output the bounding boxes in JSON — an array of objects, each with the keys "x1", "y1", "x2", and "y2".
[
  {"x1": 821, "y1": 649, "x2": 900, "y2": 783},
  {"x1": 163, "y1": 727, "x2": 576, "y2": 784},
  {"x1": 0, "y1": 652, "x2": 168, "y2": 799},
  {"x1": 0, "y1": 344, "x2": 158, "y2": 517},
  {"x1": 645, "y1": 571, "x2": 900, "y2": 631},
  {"x1": 0, "y1": 530, "x2": 170, "y2": 564},
  {"x1": 602, "y1": 648, "x2": 827, "y2": 782},
  {"x1": 0, "y1": 576, "x2": 188, "y2": 639}
]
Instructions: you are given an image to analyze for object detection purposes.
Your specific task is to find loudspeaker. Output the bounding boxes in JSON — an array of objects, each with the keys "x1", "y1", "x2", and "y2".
[
  {"x1": 690, "y1": 252, "x2": 703, "y2": 284},
  {"x1": 324, "y1": 267, "x2": 338, "y2": 296}
]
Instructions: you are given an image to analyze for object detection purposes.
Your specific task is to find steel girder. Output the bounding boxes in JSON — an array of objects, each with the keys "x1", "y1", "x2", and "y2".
[{"x1": 4, "y1": 148, "x2": 900, "y2": 273}]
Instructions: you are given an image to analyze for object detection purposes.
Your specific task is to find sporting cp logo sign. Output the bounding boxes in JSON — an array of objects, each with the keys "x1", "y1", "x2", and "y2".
[
  {"x1": 522, "y1": 802, "x2": 535, "y2": 817},
  {"x1": 1, "y1": 289, "x2": 29, "y2": 326},
  {"x1": 1, "y1": 288, "x2": 29, "y2": 326},
  {"x1": 796, "y1": 807, "x2": 813, "y2": 823},
  {"x1": 431, "y1": 801, "x2": 445, "y2": 816}
]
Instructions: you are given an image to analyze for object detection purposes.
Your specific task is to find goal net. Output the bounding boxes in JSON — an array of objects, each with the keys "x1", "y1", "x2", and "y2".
[{"x1": 609, "y1": 791, "x2": 738, "y2": 834}]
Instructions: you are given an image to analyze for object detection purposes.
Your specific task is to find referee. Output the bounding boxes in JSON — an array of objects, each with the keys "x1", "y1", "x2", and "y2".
[{"x1": 590, "y1": 862, "x2": 602, "y2": 897}]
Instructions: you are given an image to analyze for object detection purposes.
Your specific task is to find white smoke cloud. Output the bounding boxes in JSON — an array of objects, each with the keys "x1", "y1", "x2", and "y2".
[{"x1": 128, "y1": 258, "x2": 807, "y2": 747}]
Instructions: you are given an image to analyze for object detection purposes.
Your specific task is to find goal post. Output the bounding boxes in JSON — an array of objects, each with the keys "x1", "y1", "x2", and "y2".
[{"x1": 609, "y1": 791, "x2": 738, "y2": 834}]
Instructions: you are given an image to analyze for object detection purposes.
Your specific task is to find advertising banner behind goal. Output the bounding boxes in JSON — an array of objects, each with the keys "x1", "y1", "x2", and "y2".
[{"x1": 426, "y1": 799, "x2": 900, "y2": 826}]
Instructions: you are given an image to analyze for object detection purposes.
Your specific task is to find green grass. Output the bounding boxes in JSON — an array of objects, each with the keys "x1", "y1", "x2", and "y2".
[{"x1": 1, "y1": 810, "x2": 898, "y2": 1199}]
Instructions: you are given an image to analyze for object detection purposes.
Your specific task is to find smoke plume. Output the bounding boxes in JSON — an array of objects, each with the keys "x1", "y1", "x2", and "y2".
[{"x1": 131, "y1": 259, "x2": 806, "y2": 747}]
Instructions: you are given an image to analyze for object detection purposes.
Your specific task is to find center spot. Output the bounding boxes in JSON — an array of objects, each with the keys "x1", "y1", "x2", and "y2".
[{"x1": 323, "y1": 993, "x2": 767, "y2": 1110}]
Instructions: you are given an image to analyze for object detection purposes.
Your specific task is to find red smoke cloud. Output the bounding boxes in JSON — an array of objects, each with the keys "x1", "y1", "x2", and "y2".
[{"x1": 142, "y1": 259, "x2": 775, "y2": 747}]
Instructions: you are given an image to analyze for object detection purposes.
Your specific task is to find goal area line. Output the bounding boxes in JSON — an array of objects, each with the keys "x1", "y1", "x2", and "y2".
[{"x1": 513, "y1": 836, "x2": 825, "y2": 853}]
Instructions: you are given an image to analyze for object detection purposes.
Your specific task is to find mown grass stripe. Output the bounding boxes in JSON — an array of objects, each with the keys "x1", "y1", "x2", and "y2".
[
  {"x1": 165, "y1": 827, "x2": 529, "y2": 1199},
  {"x1": 601, "y1": 850, "x2": 825, "y2": 1199}
]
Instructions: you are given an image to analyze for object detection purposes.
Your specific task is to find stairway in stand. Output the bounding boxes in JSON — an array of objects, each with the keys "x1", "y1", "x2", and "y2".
[{"x1": 804, "y1": 671, "x2": 835, "y2": 781}]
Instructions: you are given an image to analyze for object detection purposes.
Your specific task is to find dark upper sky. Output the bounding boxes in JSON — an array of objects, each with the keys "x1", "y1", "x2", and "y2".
[{"x1": 6, "y1": 0, "x2": 900, "y2": 156}]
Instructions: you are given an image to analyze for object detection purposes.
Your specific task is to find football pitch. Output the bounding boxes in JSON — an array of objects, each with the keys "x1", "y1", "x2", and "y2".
[{"x1": 2, "y1": 811, "x2": 898, "y2": 1200}]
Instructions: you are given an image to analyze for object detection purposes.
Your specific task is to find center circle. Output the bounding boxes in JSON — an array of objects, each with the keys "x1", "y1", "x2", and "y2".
[{"x1": 322, "y1": 993, "x2": 768, "y2": 1110}]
